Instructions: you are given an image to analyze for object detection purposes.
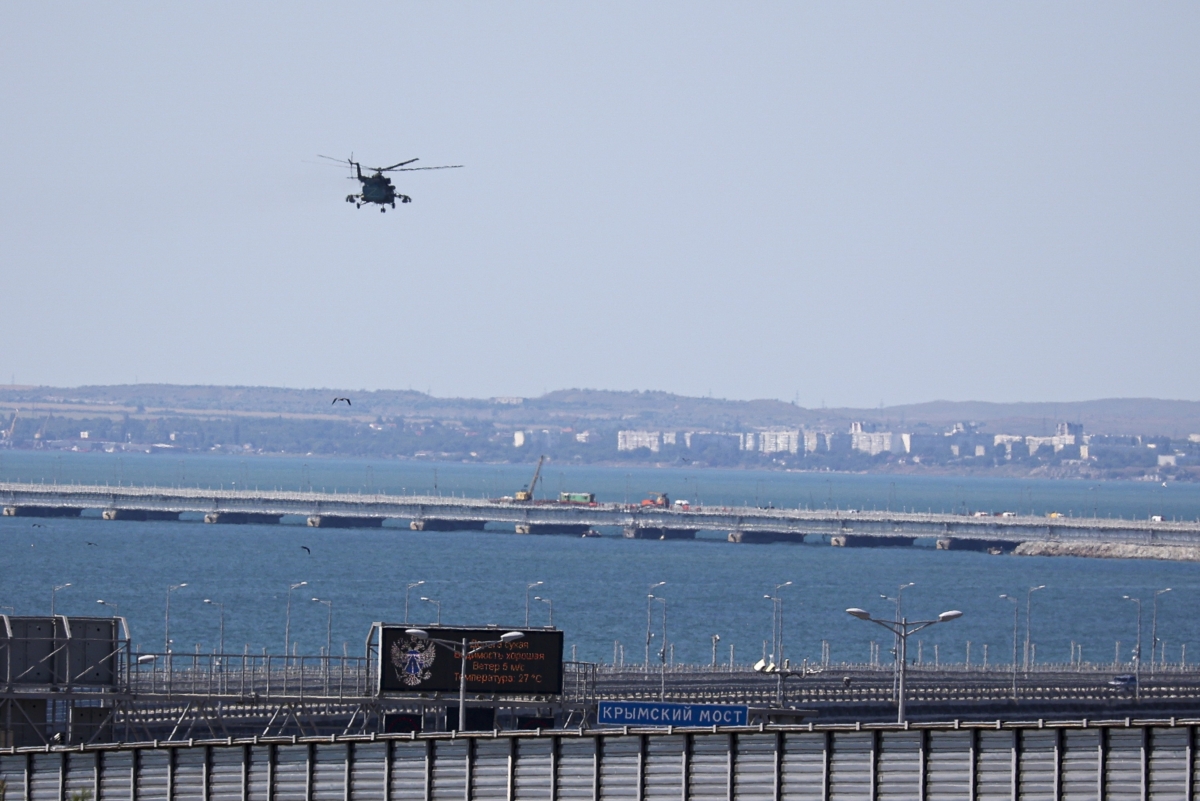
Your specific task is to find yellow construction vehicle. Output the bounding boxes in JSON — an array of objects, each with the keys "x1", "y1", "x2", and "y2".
[{"x1": 514, "y1": 455, "x2": 545, "y2": 502}]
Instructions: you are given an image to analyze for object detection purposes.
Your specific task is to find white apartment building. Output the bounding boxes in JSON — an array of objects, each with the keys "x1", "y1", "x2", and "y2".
[
  {"x1": 618, "y1": 430, "x2": 661, "y2": 452},
  {"x1": 759, "y1": 430, "x2": 802, "y2": 455}
]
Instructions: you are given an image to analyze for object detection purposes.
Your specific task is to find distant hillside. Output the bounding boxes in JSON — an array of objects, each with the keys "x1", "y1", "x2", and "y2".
[{"x1": 0, "y1": 385, "x2": 1198, "y2": 437}]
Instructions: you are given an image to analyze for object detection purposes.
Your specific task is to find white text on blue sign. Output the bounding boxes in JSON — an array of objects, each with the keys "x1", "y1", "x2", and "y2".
[{"x1": 597, "y1": 701, "x2": 749, "y2": 726}]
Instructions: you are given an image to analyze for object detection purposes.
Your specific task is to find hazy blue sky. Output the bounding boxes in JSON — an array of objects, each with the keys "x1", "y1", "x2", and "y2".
[{"x1": 2, "y1": 3, "x2": 1197, "y2": 407}]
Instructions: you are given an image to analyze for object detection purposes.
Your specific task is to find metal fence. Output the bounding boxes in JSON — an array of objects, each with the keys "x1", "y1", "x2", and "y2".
[
  {"x1": 129, "y1": 655, "x2": 373, "y2": 700},
  {"x1": 0, "y1": 719, "x2": 1198, "y2": 800}
]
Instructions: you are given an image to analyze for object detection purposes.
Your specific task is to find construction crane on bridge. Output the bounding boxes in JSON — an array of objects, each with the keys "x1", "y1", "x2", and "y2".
[
  {"x1": 2, "y1": 409, "x2": 16, "y2": 447},
  {"x1": 514, "y1": 455, "x2": 545, "y2": 502}
]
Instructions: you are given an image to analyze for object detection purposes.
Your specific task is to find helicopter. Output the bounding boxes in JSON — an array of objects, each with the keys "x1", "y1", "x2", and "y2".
[{"x1": 317, "y1": 155, "x2": 462, "y2": 212}]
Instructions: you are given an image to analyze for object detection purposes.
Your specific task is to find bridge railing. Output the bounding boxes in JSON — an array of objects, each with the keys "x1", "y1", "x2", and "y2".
[{"x1": 128, "y1": 652, "x2": 373, "y2": 699}]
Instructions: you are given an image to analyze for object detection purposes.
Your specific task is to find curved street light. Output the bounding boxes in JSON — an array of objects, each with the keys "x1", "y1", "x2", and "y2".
[
  {"x1": 312, "y1": 598, "x2": 333, "y2": 658},
  {"x1": 1024, "y1": 585, "x2": 1046, "y2": 672},
  {"x1": 525, "y1": 581, "x2": 544, "y2": 627},
  {"x1": 846, "y1": 606, "x2": 962, "y2": 722},
  {"x1": 1151, "y1": 588, "x2": 1172, "y2": 675},
  {"x1": 533, "y1": 596, "x2": 553, "y2": 627},
  {"x1": 651, "y1": 595, "x2": 668, "y2": 700},
  {"x1": 164, "y1": 583, "x2": 188, "y2": 653},
  {"x1": 420, "y1": 597, "x2": 442, "y2": 625},
  {"x1": 405, "y1": 628, "x2": 523, "y2": 731},
  {"x1": 404, "y1": 581, "x2": 425, "y2": 624},
  {"x1": 645, "y1": 582, "x2": 665, "y2": 671},
  {"x1": 203, "y1": 599, "x2": 225, "y2": 656},
  {"x1": 1123, "y1": 595, "x2": 1143, "y2": 699},
  {"x1": 284, "y1": 581, "x2": 307, "y2": 659},
  {"x1": 51, "y1": 583, "x2": 72, "y2": 618},
  {"x1": 999, "y1": 594, "x2": 1019, "y2": 699}
]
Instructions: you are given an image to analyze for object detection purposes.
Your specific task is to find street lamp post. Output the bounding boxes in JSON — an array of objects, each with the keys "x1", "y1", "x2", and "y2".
[
  {"x1": 1024, "y1": 585, "x2": 1046, "y2": 673},
  {"x1": 164, "y1": 583, "x2": 188, "y2": 653},
  {"x1": 51, "y1": 583, "x2": 72, "y2": 617},
  {"x1": 846, "y1": 606, "x2": 962, "y2": 723},
  {"x1": 405, "y1": 628, "x2": 524, "y2": 731},
  {"x1": 97, "y1": 599, "x2": 119, "y2": 616},
  {"x1": 1151, "y1": 588, "x2": 1172, "y2": 675},
  {"x1": 880, "y1": 582, "x2": 915, "y2": 700},
  {"x1": 775, "y1": 582, "x2": 792, "y2": 661},
  {"x1": 1000, "y1": 594, "x2": 1019, "y2": 699},
  {"x1": 533, "y1": 596, "x2": 553, "y2": 627},
  {"x1": 203, "y1": 599, "x2": 225, "y2": 655},
  {"x1": 652, "y1": 596, "x2": 668, "y2": 700},
  {"x1": 312, "y1": 598, "x2": 333, "y2": 657},
  {"x1": 645, "y1": 582, "x2": 665, "y2": 671},
  {"x1": 711, "y1": 634, "x2": 721, "y2": 669},
  {"x1": 421, "y1": 597, "x2": 442, "y2": 625},
  {"x1": 404, "y1": 581, "x2": 425, "y2": 624},
  {"x1": 763, "y1": 595, "x2": 777, "y2": 663},
  {"x1": 1123, "y1": 595, "x2": 1143, "y2": 698},
  {"x1": 763, "y1": 581, "x2": 792, "y2": 664},
  {"x1": 284, "y1": 581, "x2": 307, "y2": 658},
  {"x1": 525, "y1": 582, "x2": 544, "y2": 627}
]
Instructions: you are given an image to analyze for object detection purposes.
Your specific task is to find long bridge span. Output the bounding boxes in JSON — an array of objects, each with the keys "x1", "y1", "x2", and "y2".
[{"x1": 2, "y1": 481, "x2": 1197, "y2": 549}]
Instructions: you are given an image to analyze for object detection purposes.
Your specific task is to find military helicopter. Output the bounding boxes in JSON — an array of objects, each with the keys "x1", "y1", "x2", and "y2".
[{"x1": 317, "y1": 155, "x2": 462, "y2": 212}]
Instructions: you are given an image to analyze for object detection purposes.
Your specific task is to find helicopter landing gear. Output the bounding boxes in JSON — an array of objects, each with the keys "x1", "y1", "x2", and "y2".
[
  {"x1": 345, "y1": 195, "x2": 357, "y2": 204},
  {"x1": 390, "y1": 200, "x2": 395, "y2": 209},
  {"x1": 380, "y1": 207, "x2": 386, "y2": 213},
  {"x1": 399, "y1": 194, "x2": 412, "y2": 204},
  {"x1": 356, "y1": 203, "x2": 361, "y2": 209}
]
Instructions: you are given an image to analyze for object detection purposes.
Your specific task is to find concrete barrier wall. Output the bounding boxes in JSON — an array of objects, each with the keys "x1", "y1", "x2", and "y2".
[{"x1": 0, "y1": 720, "x2": 1195, "y2": 800}]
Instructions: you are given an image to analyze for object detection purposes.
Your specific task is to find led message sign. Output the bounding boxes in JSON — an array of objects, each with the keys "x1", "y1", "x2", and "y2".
[{"x1": 378, "y1": 626, "x2": 564, "y2": 695}]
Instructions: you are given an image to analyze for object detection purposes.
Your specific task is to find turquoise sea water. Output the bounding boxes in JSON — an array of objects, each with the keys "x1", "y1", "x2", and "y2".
[{"x1": 2, "y1": 450, "x2": 1198, "y2": 669}]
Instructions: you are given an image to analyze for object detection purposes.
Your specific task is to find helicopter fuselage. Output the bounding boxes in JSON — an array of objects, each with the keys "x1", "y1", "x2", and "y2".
[
  {"x1": 360, "y1": 174, "x2": 396, "y2": 204},
  {"x1": 346, "y1": 172, "x2": 411, "y2": 210}
]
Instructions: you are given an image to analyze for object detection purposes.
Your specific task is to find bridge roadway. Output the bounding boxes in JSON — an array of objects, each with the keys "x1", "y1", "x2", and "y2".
[{"x1": 2, "y1": 481, "x2": 1198, "y2": 546}]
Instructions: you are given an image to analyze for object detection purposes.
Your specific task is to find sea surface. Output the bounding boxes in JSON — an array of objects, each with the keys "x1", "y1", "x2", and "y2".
[{"x1": 2, "y1": 450, "x2": 1198, "y2": 670}]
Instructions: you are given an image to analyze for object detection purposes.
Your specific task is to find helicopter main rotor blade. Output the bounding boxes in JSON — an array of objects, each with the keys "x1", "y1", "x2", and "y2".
[
  {"x1": 378, "y1": 158, "x2": 420, "y2": 171},
  {"x1": 388, "y1": 163, "x2": 463, "y2": 171},
  {"x1": 316, "y1": 154, "x2": 352, "y2": 165}
]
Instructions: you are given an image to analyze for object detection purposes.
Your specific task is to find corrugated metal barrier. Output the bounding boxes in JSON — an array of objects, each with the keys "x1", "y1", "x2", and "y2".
[{"x1": 0, "y1": 719, "x2": 1196, "y2": 800}]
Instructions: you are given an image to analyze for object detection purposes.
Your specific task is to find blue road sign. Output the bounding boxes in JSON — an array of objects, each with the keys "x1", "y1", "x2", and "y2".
[{"x1": 597, "y1": 701, "x2": 749, "y2": 727}]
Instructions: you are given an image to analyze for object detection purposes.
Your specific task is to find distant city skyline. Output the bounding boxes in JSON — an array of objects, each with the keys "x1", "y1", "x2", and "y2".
[{"x1": 2, "y1": 4, "x2": 1198, "y2": 406}]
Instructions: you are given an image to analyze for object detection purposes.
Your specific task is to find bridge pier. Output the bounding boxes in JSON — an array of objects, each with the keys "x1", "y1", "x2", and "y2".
[
  {"x1": 831, "y1": 534, "x2": 915, "y2": 548},
  {"x1": 728, "y1": 530, "x2": 807, "y2": 544},
  {"x1": 936, "y1": 538, "x2": 1017, "y2": 553},
  {"x1": 515, "y1": 523, "x2": 592, "y2": 535},
  {"x1": 203, "y1": 512, "x2": 282, "y2": 525},
  {"x1": 307, "y1": 515, "x2": 384, "y2": 528},
  {"x1": 3, "y1": 506, "x2": 81, "y2": 518},
  {"x1": 623, "y1": 527, "x2": 696, "y2": 540},
  {"x1": 410, "y1": 519, "x2": 487, "y2": 532}
]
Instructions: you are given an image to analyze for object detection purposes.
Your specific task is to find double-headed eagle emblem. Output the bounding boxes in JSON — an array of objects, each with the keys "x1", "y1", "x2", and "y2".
[{"x1": 391, "y1": 635, "x2": 436, "y2": 687}]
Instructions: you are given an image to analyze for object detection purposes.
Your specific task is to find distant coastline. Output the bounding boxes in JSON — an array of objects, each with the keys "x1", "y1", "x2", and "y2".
[{"x1": 2, "y1": 384, "x2": 1198, "y2": 482}]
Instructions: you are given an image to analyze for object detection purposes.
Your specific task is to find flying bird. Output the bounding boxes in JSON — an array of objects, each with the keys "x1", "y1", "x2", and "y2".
[
  {"x1": 86, "y1": 542, "x2": 98, "y2": 546},
  {"x1": 301, "y1": 545, "x2": 312, "y2": 554},
  {"x1": 332, "y1": 398, "x2": 351, "y2": 406}
]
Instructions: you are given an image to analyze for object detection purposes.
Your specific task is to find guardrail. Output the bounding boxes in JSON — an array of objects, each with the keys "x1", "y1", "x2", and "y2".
[
  {"x1": 2, "y1": 719, "x2": 1199, "y2": 800},
  {"x1": 62, "y1": 652, "x2": 1200, "y2": 707}
]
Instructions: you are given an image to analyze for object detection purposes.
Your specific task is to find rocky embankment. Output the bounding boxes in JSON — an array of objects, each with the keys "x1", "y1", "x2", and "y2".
[{"x1": 1015, "y1": 541, "x2": 1200, "y2": 562}]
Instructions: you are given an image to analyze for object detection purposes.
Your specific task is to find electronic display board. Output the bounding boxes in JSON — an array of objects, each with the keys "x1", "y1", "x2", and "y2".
[{"x1": 378, "y1": 626, "x2": 564, "y2": 695}]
